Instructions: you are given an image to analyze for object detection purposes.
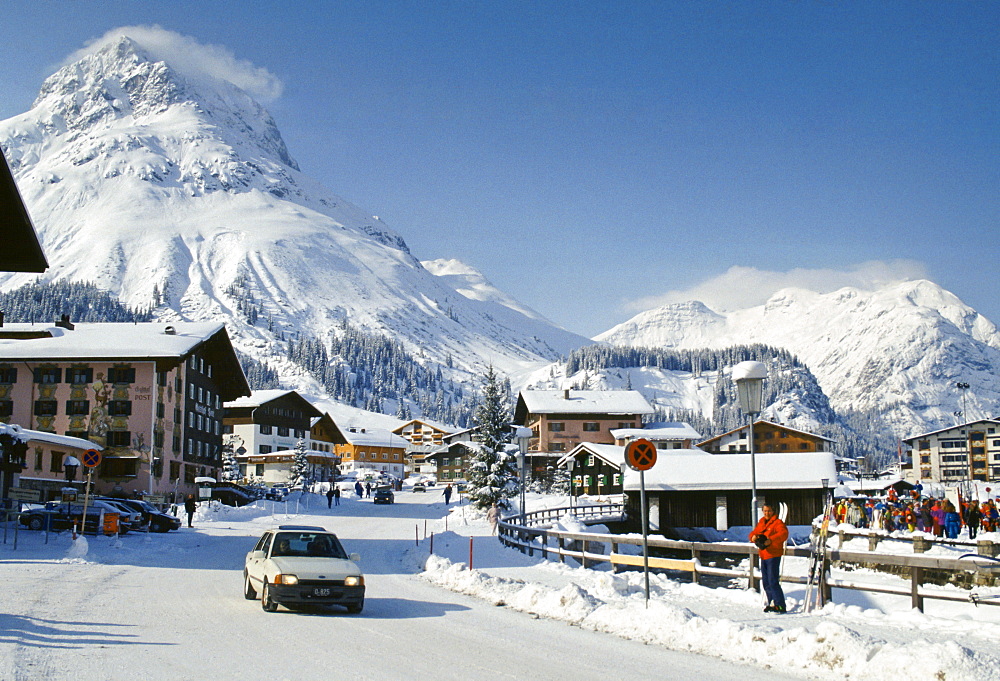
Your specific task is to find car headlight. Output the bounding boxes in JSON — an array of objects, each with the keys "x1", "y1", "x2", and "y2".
[
  {"x1": 344, "y1": 575, "x2": 364, "y2": 587},
  {"x1": 274, "y1": 574, "x2": 298, "y2": 585}
]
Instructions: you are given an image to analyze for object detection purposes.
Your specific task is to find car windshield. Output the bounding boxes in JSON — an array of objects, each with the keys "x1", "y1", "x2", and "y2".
[{"x1": 271, "y1": 532, "x2": 348, "y2": 559}]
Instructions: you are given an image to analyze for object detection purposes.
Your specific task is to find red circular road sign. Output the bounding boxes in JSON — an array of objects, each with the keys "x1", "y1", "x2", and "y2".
[
  {"x1": 625, "y1": 438, "x2": 657, "y2": 471},
  {"x1": 82, "y1": 449, "x2": 102, "y2": 468}
]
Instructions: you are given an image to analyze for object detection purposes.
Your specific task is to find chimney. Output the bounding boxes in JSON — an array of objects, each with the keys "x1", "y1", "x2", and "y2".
[
  {"x1": 55, "y1": 314, "x2": 74, "y2": 330},
  {"x1": 564, "y1": 389, "x2": 570, "y2": 400}
]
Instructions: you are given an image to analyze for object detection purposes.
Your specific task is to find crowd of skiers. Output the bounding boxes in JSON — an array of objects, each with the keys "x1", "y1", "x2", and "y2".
[{"x1": 832, "y1": 487, "x2": 999, "y2": 540}]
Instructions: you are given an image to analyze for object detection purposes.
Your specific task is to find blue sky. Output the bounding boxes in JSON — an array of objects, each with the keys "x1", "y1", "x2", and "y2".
[{"x1": 0, "y1": 1, "x2": 996, "y2": 337}]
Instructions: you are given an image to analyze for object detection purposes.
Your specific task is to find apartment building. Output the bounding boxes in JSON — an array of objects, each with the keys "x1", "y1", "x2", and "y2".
[
  {"x1": 903, "y1": 419, "x2": 1000, "y2": 483},
  {"x1": 0, "y1": 320, "x2": 249, "y2": 500}
]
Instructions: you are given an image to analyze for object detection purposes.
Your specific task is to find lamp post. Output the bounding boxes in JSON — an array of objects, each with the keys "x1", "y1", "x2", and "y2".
[
  {"x1": 733, "y1": 360, "x2": 767, "y2": 526},
  {"x1": 514, "y1": 427, "x2": 532, "y2": 521},
  {"x1": 956, "y1": 382, "x2": 970, "y2": 423},
  {"x1": 567, "y1": 458, "x2": 575, "y2": 512}
]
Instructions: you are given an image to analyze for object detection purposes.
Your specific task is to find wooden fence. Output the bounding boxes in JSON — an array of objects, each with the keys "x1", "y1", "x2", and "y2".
[{"x1": 497, "y1": 504, "x2": 1000, "y2": 612}]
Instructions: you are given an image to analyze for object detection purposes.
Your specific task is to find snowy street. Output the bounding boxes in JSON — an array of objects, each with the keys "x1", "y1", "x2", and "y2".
[{"x1": 1, "y1": 491, "x2": 803, "y2": 681}]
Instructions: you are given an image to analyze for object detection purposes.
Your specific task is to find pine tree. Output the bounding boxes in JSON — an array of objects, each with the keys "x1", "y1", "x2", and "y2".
[
  {"x1": 289, "y1": 439, "x2": 310, "y2": 489},
  {"x1": 220, "y1": 440, "x2": 242, "y2": 482},
  {"x1": 466, "y1": 365, "x2": 518, "y2": 510}
]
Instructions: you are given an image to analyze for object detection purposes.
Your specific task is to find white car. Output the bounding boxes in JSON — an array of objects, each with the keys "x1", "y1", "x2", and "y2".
[{"x1": 243, "y1": 525, "x2": 365, "y2": 613}]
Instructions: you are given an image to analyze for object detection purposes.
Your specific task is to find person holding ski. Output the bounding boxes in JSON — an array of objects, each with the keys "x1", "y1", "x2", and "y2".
[{"x1": 749, "y1": 503, "x2": 789, "y2": 613}]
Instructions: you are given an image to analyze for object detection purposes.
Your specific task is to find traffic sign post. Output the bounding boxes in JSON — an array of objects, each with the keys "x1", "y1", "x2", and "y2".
[
  {"x1": 625, "y1": 439, "x2": 658, "y2": 605},
  {"x1": 82, "y1": 449, "x2": 101, "y2": 468},
  {"x1": 78, "y1": 449, "x2": 100, "y2": 539}
]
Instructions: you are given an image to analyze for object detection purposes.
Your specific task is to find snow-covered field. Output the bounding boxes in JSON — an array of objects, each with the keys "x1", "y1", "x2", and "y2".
[{"x1": 2, "y1": 488, "x2": 999, "y2": 680}]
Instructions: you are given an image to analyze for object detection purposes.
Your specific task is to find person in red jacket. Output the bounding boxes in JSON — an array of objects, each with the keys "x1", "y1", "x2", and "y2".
[{"x1": 749, "y1": 503, "x2": 790, "y2": 613}]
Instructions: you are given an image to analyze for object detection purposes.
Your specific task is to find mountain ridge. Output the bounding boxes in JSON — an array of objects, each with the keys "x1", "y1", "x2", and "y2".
[{"x1": 0, "y1": 33, "x2": 588, "y2": 382}]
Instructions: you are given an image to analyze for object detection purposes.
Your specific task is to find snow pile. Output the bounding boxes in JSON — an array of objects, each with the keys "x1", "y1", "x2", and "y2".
[{"x1": 422, "y1": 552, "x2": 997, "y2": 680}]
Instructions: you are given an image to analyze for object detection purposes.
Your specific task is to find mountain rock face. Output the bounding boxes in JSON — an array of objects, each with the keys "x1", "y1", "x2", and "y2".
[
  {"x1": 596, "y1": 281, "x2": 1000, "y2": 436},
  {"x1": 0, "y1": 34, "x2": 587, "y2": 376}
]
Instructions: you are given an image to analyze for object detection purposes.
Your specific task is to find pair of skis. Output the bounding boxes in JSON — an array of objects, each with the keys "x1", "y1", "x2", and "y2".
[{"x1": 803, "y1": 496, "x2": 834, "y2": 613}]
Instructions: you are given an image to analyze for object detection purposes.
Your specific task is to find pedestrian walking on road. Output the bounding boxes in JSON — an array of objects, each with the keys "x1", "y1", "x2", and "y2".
[
  {"x1": 184, "y1": 494, "x2": 197, "y2": 528},
  {"x1": 365, "y1": 482, "x2": 372, "y2": 498},
  {"x1": 326, "y1": 487, "x2": 335, "y2": 509},
  {"x1": 443, "y1": 484, "x2": 453, "y2": 505},
  {"x1": 355, "y1": 481, "x2": 363, "y2": 497},
  {"x1": 487, "y1": 503, "x2": 499, "y2": 534},
  {"x1": 333, "y1": 485, "x2": 341, "y2": 506},
  {"x1": 749, "y1": 503, "x2": 789, "y2": 614}
]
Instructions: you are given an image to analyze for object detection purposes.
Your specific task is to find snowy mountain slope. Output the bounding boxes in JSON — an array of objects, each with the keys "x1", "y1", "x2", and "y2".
[
  {"x1": 595, "y1": 280, "x2": 1000, "y2": 434},
  {"x1": 0, "y1": 32, "x2": 587, "y2": 378}
]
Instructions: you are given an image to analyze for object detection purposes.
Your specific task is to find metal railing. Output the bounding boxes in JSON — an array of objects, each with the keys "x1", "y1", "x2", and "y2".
[{"x1": 497, "y1": 505, "x2": 1000, "y2": 612}]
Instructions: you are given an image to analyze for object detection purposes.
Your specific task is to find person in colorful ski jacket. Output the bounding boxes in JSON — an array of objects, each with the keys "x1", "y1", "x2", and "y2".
[{"x1": 749, "y1": 503, "x2": 789, "y2": 613}]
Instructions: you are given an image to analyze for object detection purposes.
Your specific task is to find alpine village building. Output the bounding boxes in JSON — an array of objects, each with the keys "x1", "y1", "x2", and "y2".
[
  {"x1": 903, "y1": 419, "x2": 1000, "y2": 483},
  {"x1": 0, "y1": 320, "x2": 250, "y2": 501},
  {"x1": 514, "y1": 389, "x2": 654, "y2": 481}
]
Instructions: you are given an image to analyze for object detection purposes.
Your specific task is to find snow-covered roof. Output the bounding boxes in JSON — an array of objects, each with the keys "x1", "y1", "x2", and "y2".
[
  {"x1": 610, "y1": 422, "x2": 701, "y2": 441},
  {"x1": 340, "y1": 428, "x2": 409, "y2": 449},
  {"x1": 393, "y1": 418, "x2": 454, "y2": 434},
  {"x1": 556, "y1": 443, "x2": 624, "y2": 468},
  {"x1": 516, "y1": 390, "x2": 654, "y2": 418},
  {"x1": 902, "y1": 419, "x2": 1000, "y2": 443},
  {"x1": 0, "y1": 322, "x2": 226, "y2": 360},
  {"x1": 624, "y1": 449, "x2": 837, "y2": 492},
  {"x1": 0, "y1": 423, "x2": 102, "y2": 450},
  {"x1": 697, "y1": 420, "x2": 835, "y2": 445},
  {"x1": 225, "y1": 390, "x2": 296, "y2": 409}
]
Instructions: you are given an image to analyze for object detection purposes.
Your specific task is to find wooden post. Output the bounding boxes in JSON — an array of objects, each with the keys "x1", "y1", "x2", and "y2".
[
  {"x1": 913, "y1": 536, "x2": 930, "y2": 553},
  {"x1": 749, "y1": 552, "x2": 758, "y2": 591},
  {"x1": 581, "y1": 540, "x2": 588, "y2": 569},
  {"x1": 691, "y1": 548, "x2": 700, "y2": 584},
  {"x1": 820, "y1": 557, "x2": 831, "y2": 606},
  {"x1": 911, "y1": 566, "x2": 924, "y2": 612},
  {"x1": 978, "y1": 540, "x2": 998, "y2": 558},
  {"x1": 558, "y1": 536, "x2": 565, "y2": 564},
  {"x1": 868, "y1": 532, "x2": 880, "y2": 552}
]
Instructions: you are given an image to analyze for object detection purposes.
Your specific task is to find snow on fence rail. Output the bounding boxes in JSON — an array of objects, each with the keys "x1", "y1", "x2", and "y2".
[{"x1": 497, "y1": 504, "x2": 1000, "y2": 612}]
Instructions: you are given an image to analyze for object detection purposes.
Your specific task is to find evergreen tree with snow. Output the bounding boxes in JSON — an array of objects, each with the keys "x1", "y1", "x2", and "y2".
[
  {"x1": 289, "y1": 439, "x2": 311, "y2": 489},
  {"x1": 466, "y1": 365, "x2": 518, "y2": 510},
  {"x1": 220, "y1": 440, "x2": 242, "y2": 482}
]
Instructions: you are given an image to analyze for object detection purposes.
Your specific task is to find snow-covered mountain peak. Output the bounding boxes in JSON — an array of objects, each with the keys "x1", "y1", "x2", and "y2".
[
  {"x1": 596, "y1": 278, "x2": 1000, "y2": 434},
  {"x1": 0, "y1": 30, "x2": 588, "y2": 383}
]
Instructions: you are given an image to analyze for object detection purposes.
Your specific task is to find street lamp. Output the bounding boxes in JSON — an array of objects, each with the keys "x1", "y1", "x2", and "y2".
[
  {"x1": 957, "y1": 382, "x2": 970, "y2": 423},
  {"x1": 63, "y1": 456, "x2": 80, "y2": 483},
  {"x1": 513, "y1": 427, "x2": 532, "y2": 521},
  {"x1": 733, "y1": 360, "x2": 767, "y2": 526}
]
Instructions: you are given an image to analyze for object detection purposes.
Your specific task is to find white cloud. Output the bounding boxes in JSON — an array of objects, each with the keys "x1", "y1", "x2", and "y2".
[
  {"x1": 67, "y1": 25, "x2": 283, "y2": 102},
  {"x1": 627, "y1": 260, "x2": 928, "y2": 313}
]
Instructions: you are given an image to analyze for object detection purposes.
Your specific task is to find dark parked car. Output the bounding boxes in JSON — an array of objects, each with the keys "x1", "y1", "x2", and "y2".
[
  {"x1": 372, "y1": 487, "x2": 394, "y2": 504},
  {"x1": 19, "y1": 501, "x2": 122, "y2": 534},
  {"x1": 265, "y1": 487, "x2": 289, "y2": 501},
  {"x1": 100, "y1": 498, "x2": 181, "y2": 532}
]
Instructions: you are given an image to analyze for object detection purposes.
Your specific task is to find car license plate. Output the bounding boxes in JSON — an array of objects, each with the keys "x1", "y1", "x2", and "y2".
[{"x1": 314, "y1": 587, "x2": 331, "y2": 597}]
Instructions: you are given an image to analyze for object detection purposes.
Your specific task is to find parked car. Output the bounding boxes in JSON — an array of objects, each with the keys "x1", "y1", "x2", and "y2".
[
  {"x1": 411, "y1": 482, "x2": 426, "y2": 493},
  {"x1": 19, "y1": 501, "x2": 122, "y2": 534},
  {"x1": 94, "y1": 498, "x2": 144, "y2": 531},
  {"x1": 372, "y1": 486, "x2": 394, "y2": 504},
  {"x1": 243, "y1": 525, "x2": 365, "y2": 613},
  {"x1": 104, "y1": 498, "x2": 181, "y2": 532},
  {"x1": 265, "y1": 487, "x2": 289, "y2": 501}
]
